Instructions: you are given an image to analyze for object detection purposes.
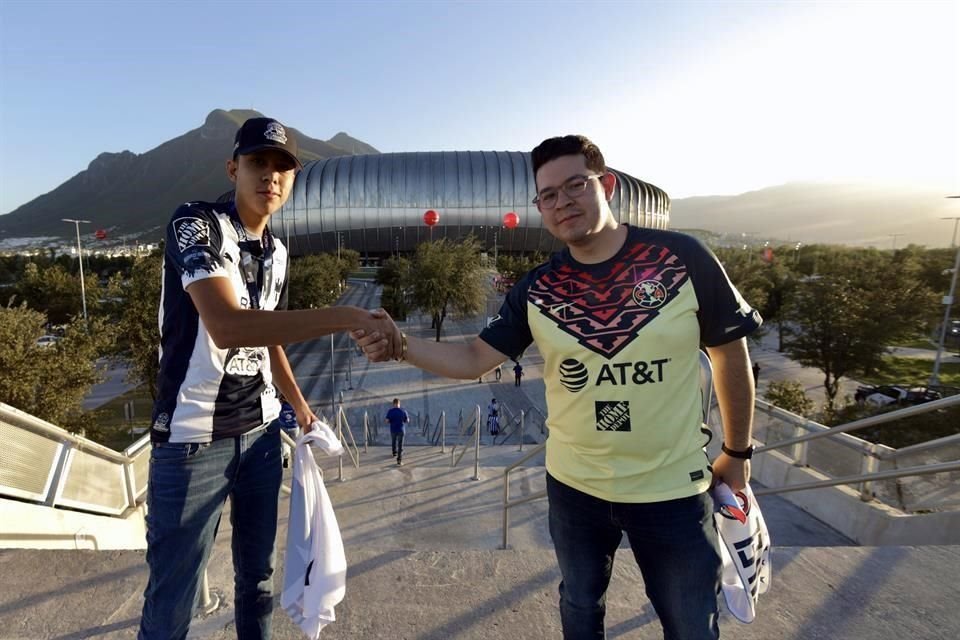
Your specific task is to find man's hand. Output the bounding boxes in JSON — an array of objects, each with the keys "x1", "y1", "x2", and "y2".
[
  {"x1": 351, "y1": 308, "x2": 401, "y2": 362},
  {"x1": 294, "y1": 403, "x2": 319, "y2": 433},
  {"x1": 363, "y1": 307, "x2": 401, "y2": 360},
  {"x1": 712, "y1": 452, "x2": 750, "y2": 493}
]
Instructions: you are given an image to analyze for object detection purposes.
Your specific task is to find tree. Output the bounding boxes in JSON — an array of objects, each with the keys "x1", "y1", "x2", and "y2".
[
  {"x1": 763, "y1": 380, "x2": 814, "y2": 417},
  {"x1": 0, "y1": 302, "x2": 115, "y2": 431},
  {"x1": 286, "y1": 253, "x2": 342, "y2": 310},
  {"x1": 496, "y1": 252, "x2": 546, "y2": 283},
  {"x1": 376, "y1": 256, "x2": 412, "y2": 320},
  {"x1": 410, "y1": 237, "x2": 489, "y2": 341},
  {"x1": 117, "y1": 252, "x2": 163, "y2": 399},
  {"x1": 782, "y1": 248, "x2": 937, "y2": 412},
  {"x1": 336, "y1": 249, "x2": 360, "y2": 285},
  {"x1": 15, "y1": 262, "x2": 102, "y2": 325}
]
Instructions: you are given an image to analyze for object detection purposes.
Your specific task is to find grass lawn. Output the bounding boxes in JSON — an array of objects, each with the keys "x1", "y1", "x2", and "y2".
[
  {"x1": 860, "y1": 357, "x2": 960, "y2": 388},
  {"x1": 890, "y1": 336, "x2": 938, "y2": 350},
  {"x1": 88, "y1": 386, "x2": 154, "y2": 451}
]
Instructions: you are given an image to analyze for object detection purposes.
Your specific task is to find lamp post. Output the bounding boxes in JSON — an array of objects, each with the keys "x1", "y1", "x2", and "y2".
[
  {"x1": 62, "y1": 218, "x2": 90, "y2": 322},
  {"x1": 930, "y1": 198, "x2": 960, "y2": 386}
]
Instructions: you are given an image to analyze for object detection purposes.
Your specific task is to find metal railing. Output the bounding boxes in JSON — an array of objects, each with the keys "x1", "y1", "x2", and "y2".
[
  {"x1": 752, "y1": 394, "x2": 960, "y2": 508},
  {"x1": 449, "y1": 405, "x2": 481, "y2": 480},
  {"x1": 428, "y1": 411, "x2": 447, "y2": 452},
  {"x1": 493, "y1": 404, "x2": 527, "y2": 450},
  {"x1": 0, "y1": 402, "x2": 150, "y2": 517},
  {"x1": 335, "y1": 404, "x2": 362, "y2": 482}
]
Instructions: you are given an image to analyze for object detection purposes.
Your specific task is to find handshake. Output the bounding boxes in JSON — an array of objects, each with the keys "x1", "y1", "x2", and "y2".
[{"x1": 349, "y1": 307, "x2": 405, "y2": 363}]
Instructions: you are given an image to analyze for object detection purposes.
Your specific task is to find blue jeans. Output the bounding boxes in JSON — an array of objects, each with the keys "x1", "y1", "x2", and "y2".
[
  {"x1": 546, "y1": 473, "x2": 721, "y2": 640},
  {"x1": 139, "y1": 421, "x2": 283, "y2": 640},
  {"x1": 391, "y1": 431, "x2": 404, "y2": 461}
]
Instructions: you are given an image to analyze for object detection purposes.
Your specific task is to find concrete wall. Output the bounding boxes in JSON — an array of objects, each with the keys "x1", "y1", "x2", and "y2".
[{"x1": 0, "y1": 498, "x2": 146, "y2": 550}]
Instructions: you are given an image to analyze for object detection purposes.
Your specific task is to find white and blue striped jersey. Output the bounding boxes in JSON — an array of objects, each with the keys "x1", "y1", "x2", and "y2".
[{"x1": 150, "y1": 201, "x2": 288, "y2": 443}]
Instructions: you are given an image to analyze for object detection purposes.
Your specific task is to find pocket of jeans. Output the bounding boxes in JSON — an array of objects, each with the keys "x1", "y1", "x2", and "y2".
[
  {"x1": 265, "y1": 419, "x2": 281, "y2": 435},
  {"x1": 151, "y1": 441, "x2": 210, "y2": 463}
]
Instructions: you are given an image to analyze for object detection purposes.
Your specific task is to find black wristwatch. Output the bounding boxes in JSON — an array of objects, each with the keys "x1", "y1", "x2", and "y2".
[{"x1": 721, "y1": 443, "x2": 755, "y2": 460}]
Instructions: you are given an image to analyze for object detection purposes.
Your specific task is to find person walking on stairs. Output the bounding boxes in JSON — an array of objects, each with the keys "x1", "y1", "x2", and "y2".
[{"x1": 385, "y1": 398, "x2": 409, "y2": 465}]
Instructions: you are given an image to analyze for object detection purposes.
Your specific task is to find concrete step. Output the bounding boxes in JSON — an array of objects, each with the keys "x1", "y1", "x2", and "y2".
[{"x1": 3, "y1": 546, "x2": 958, "y2": 639}]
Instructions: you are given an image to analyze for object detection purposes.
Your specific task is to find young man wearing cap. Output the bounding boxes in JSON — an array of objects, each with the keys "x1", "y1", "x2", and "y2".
[
  {"x1": 355, "y1": 134, "x2": 760, "y2": 639},
  {"x1": 139, "y1": 117, "x2": 400, "y2": 640}
]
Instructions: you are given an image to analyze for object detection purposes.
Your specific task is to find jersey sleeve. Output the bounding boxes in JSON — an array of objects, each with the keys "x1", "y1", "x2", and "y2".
[
  {"x1": 685, "y1": 236, "x2": 762, "y2": 347},
  {"x1": 478, "y1": 271, "x2": 535, "y2": 359},
  {"x1": 164, "y1": 203, "x2": 228, "y2": 290}
]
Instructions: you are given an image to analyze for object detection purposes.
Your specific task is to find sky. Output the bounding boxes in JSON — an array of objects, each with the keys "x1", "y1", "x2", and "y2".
[{"x1": 0, "y1": 0, "x2": 957, "y2": 217}]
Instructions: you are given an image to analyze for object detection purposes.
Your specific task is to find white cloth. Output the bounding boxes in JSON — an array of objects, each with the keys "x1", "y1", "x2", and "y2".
[
  {"x1": 281, "y1": 422, "x2": 346, "y2": 638},
  {"x1": 712, "y1": 482, "x2": 772, "y2": 623}
]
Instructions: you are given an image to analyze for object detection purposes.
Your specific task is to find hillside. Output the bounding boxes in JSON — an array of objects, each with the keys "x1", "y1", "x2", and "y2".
[
  {"x1": 0, "y1": 109, "x2": 378, "y2": 240},
  {"x1": 671, "y1": 182, "x2": 957, "y2": 248}
]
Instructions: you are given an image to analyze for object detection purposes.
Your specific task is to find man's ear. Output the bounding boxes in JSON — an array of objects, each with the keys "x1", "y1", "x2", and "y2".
[
  {"x1": 600, "y1": 172, "x2": 617, "y2": 201},
  {"x1": 226, "y1": 158, "x2": 238, "y2": 184}
]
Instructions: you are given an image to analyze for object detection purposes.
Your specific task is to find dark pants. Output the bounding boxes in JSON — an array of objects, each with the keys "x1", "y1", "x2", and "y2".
[
  {"x1": 391, "y1": 431, "x2": 404, "y2": 462},
  {"x1": 546, "y1": 473, "x2": 721, "y2": 640},
  {"x1": 515, "y1": 375, "x2": 521, "y2": 386},
  {"x1": 139, "y1": 421, "x2": 282, "y2": 640}
]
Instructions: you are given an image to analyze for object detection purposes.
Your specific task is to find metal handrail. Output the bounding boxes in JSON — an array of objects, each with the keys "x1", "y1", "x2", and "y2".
[
  {"x1": 450, "y1": 405, "x2": 482, "y2": 480},
  {"x1": 492, "y1": 408, "x2": 525, "y2": 447},
  {"x1": 429, "y1": 411, "x2": 446, "y2": 452},
  {"x1": 502, "y1": 442, "x2": 547, "y2": 549},
  {"x1": 755, "y1": 395, "x2": 960, "y2": 455},
  {"x1": 753, "y1": 460, "x2": 960, "y2": 497},
  {"x1": 1, "y1": 402, "x2": 143, "y2": 464},
  {"x1": 885, "y1": 432, "x2": 960, "y2": 460}
]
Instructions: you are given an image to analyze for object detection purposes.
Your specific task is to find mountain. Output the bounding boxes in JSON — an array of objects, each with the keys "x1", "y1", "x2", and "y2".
[
  {"x1": 671, "y1": 182, "x2": 958, "y2": 248},
  {"x1": 0, "y1": 109, "x2": 379, "y2": 240}
]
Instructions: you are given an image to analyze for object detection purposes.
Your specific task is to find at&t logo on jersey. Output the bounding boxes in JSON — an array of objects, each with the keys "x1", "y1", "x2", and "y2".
[
  {"x1": 557, "y1": 357, "x2": 670, "y2": 392},
  {"x1": 225, "y1": 347, "x2": 266, "y2": 376},
  {"x1": 559, "y1": 358, "x2": 589, "y2": 392}
]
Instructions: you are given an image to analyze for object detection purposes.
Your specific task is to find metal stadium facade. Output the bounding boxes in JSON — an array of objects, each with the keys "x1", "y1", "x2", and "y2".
[{"x1": 273, "y1": 151, "x2": 671, "y2": 258}]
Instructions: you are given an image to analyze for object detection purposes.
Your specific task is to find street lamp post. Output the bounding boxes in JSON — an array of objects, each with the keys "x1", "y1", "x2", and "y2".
[
  {"x1": 62, "y1": 218, "x2": 91, "y2": 322},
  {"x1": 930, "y1": 198, "x2": 960, "y2": 386}
]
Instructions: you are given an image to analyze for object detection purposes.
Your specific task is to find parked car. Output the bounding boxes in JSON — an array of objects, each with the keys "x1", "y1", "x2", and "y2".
[
  {"x1": 854, "y1": 384, "x2": 941, "y2": 407},
  {"x1": 35, "y1": 335, "x2": 61, "y2": 348}
]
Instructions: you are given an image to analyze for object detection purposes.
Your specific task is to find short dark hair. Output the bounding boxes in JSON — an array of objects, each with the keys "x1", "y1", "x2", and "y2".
[
  {"x1": 531, "y1": 135, "x2": 606, "y2": 184},
  {"x1": 392, "y1": 398, "x2": 400, "y2": 405}
]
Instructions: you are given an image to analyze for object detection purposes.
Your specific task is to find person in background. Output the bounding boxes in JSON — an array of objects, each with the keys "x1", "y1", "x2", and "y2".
[
  {"x1": 385, "y1": 397, "x2": 409, "y2": 466},
  {"x1": 353, "y1": 133, "x2": 760, "y2": 639},
  {"x1": 487, "y1": 397, "x2": 500, "y2": 436},
  {"x1": 513, "y1": 360, "x2": 524, "y2": 387}
]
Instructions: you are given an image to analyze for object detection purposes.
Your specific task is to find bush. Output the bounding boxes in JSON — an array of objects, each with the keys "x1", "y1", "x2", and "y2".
[{"x1": 763, "y1": 380, "x2": 814, "y2": 417}]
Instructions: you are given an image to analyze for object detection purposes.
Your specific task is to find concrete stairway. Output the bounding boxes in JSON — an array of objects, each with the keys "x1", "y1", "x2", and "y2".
[{"x1": 3, "y1": 444, "x2": 959, "y2": 639}]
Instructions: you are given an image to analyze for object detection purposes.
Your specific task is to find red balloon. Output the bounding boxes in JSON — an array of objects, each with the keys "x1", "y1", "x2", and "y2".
[
  {"x1": 423, "y1": 210, "x2": 439, "y2": 226},
  {"x1": 95, "y1": 229, "x2": 107, "y2": 240},
  {"x1": 503, "y1": 212, "x2": 519, "y2": 229}
]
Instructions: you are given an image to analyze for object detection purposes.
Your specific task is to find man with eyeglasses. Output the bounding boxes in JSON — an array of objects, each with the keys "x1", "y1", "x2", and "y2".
[
  {"x1": 140, "y1": 117, "x2": 401, "y2": 640},
  {"x1": 355, "y1": 134, "x2": 760, "y2": 639}
]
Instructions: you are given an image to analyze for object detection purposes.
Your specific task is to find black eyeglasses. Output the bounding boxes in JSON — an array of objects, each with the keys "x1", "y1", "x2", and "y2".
[{"x1": 532, "y1": 174, "x2": 603, "y2": 210}]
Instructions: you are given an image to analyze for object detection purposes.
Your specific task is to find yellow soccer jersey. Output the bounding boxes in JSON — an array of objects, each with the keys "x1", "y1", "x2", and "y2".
[{"x1": 479, "y1": 226, "x2": 761, "y2": 503}]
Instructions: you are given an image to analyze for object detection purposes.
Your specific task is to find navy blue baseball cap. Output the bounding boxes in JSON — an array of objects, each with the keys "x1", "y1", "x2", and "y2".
[{"x1": 233, "y1": 117, "x2": 302, "y2": 169}]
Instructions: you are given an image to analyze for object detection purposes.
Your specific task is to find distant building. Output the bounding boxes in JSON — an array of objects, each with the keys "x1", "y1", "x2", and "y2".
[{"x1": 270, "y1": 151, "x2": 670, "y2": 257}]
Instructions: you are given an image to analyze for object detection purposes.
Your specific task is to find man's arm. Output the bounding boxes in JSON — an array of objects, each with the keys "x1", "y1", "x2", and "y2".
[
  {"x1": 188, "y1": 277, "x2": 401, "y2": 353},
  {"x1": 355, "y1": 327, "x2": 508, "y2": 380},
  {"x1": 268, "y1": 345, "x2": 316, "y2": 430},
  {"x1": 705, "y1": 337, "x2": 755, "y2": 492}
]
